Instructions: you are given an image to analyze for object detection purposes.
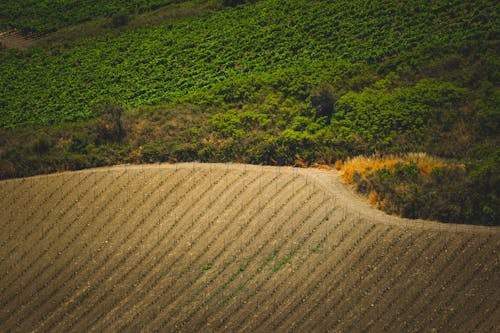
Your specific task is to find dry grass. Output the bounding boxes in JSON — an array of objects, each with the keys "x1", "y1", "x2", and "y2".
[{"x1": 340, "y1": 153, "x2": 448, "y2": 184}]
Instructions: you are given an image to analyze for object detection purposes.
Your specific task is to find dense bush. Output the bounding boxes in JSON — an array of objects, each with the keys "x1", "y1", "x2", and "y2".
[
  {"x1": 350, "y1": 159, "x2": 498, "y2": 226},
  {"x1": 222, "y1": 0, "x2": 256, "y2": 7},
  {"x1": 110, "y1": 11, "x2": 130, "y2": 28}
]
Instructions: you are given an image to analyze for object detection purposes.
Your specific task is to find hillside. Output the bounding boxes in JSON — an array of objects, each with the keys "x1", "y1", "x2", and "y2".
[
  {"x1": 0, "y1": 163, "x2": 498, "y2": 332},
  {"x1": 0, "y1": 0, "x2": 498, "y2": 224},
  {"x1": 0, "y1": 0, "x2": 191, "y2": 33}
]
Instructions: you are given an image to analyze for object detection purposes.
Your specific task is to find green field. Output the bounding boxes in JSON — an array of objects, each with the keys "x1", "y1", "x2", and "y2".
[
  {"x1": 0, "y1": 0, "x2": 498, "y2": 224},
  {"x1": 0, "y1": 0, "x2": 189, "y2": 33},
  {"x1": 1, "y1": 0, "x2": 497, "y2": 128}
]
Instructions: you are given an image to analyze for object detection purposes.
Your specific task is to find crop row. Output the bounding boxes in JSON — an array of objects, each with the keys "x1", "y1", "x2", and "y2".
[
  {"x1": 1, "y1": 168, "x2": 154, "y2": 328},
  {"x1": 371, "y1": 234, "x2": 473, "y2": 332},
  {"x1": 44, "y1": 167, "x2": 237, "y2": 331},
  {"x1": 168, "y1": 185, "x2": 325, "y2": 332},
  {"x1": 399, "y1": 234, "x2": 495, "y2": 333},
  {"x1": 0, "y1": 171, "x2": 101, "y2": 289},
  {"x1": 124, "y1": 171, "x2": 284, "y2": 332},
  {"x1": 2, "y1": 0, "x2": 495, "y2": 128},
  {"x1": 230, "y1": 202, "x2": 340, "y2": 333},
  {"x1": 341, "y1": 231, "x2": 444, "y2": 332},
  {"x1": 0, "y1": 172, "x2": 81, "y2": 259},
  {"x1": 112, "y1": 172, "x2": 302, "y2": 331},
  {"x1": 0, "y1": 170, "x2": 129, "y2": 328},
  {"x1": 36, "y1": 168, "x2": 191, "y2": 332},
  {"x1": 0, "y1": 172, "x2": 94, "y2": 279},
  {"x1": 67, "y1": 168, "x2": 247, "y2": 332}
]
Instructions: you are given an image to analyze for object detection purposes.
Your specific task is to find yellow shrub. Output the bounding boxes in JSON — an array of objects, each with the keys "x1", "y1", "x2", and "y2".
[{"x1": 341, "y1": 153, "x2": 451, "y2": 184}]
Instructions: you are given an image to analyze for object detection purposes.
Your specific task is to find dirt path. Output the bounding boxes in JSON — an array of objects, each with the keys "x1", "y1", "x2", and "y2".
[
  {"x1": 0, "y1": 30, "x2": 39, "y2": 50},
  {"x1": 88, "y1": 162, "x2": 496, "y2": 233}
]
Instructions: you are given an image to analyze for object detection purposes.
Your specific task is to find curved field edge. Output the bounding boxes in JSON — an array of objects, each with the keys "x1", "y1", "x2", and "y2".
[{"x1": 0, "y1": 163, "x2": 498, "y2": 332}]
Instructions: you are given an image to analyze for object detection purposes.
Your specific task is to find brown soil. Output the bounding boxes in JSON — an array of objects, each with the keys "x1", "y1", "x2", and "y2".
[
  {"x1": 0, "y1": 30, "x2": 39, "y2": 50},
  {"x1": 0, "y1": 163, "x2": 498, "y2": 332}
]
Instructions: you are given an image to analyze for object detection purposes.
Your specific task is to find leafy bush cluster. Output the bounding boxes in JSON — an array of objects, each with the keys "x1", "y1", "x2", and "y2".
[{"x1": 350, "y1": 159, "x2": 498, "y2": 226}]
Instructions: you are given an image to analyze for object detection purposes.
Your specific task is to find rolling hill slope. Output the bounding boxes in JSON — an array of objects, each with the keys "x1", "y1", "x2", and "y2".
[{"x1": 0, "y1": 163, "x2": 498, "y2": 332}]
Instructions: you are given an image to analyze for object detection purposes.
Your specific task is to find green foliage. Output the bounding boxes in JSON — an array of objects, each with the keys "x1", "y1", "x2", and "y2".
[
  {"x1": 0, "y1": 0, "x2": 187, "y2": 33},
  {"x1": 352, "y1": 159, "x2": 499, "y2": 226},
  {"x1": 330, "y1": 79, "x2": 467, "y2": 152},
  {"x1": 110, "y1": 11, "x2": 130, "y2": 28},
  {"x1": 91, "y1": 99, "x2": 126, "y2": 142},
  {"x1": 1, "y1": 0, "x2": 497, "y2": 128},
  {"x1": 31, "y1": 133, "x2": 53, "y2": 154},
  {"x1": 222, "y1": 0, "x2": 256, "y2": 7},
  {"x1": 69, "y1": 133, "x2": 94, "y2": 154},
  {"x1": 310, "y1": 83, "x2": 336, "y2": 120}
]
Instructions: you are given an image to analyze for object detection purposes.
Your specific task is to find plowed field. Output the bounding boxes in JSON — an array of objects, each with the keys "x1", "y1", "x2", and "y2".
[{"x1": 0, "y1": 163, "x2": 498, "y2": 332}]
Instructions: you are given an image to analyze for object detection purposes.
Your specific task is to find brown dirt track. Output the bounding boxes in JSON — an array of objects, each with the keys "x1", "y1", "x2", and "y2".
[{"x1": 0, "y1": 163, "x2": 498, "y2": 332}]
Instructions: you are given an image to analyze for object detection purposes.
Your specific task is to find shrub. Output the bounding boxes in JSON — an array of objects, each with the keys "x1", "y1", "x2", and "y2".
[
  {"x1": 69, "y1": 133, "x2": 94, "y2": 154},
  {"x1": 222, "y1": 0, "x2": 255, "y2": 7},
  {"x1": 92, "y1": 99, "x2": 126, "y2": 142},
  {"x1": 110, "y1": 11, "x2": 129, "y2": 27},
  {"x1": 0, "y1": 159, "x2": 16, "y2": 179},
  {"x1": 310, "y1": 83, "x2": 336, "y2": 120},
  {"x1": 31, "y1": 134, "x2": 52, "y2": 154},
  {"x1": 339, "y1": 153, "x2": 484, "y2": 223}
]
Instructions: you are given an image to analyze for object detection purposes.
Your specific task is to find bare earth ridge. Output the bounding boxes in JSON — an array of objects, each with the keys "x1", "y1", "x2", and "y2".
[{"x1": 0, "y1": 163, "x2": 498, "y2": 332}]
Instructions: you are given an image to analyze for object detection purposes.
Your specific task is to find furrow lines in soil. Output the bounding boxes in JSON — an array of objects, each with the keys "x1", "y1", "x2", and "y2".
[
  {"x1": 0, "y1": 172, "x2": 95, "y2": 273},
  {"x1": 0, "y1": 172, "x2": 85, "y2": 267},
  {"x1": 228, "y1": 200, "x2": 339, "y2": 333},
  {"x1": 112, "y1": 170, "x2": 278, "y2": 330},
  {"x1": 61, "y1": 168, "x2": 230, "y2": 332},
  {"x1": 306, "y1": 228, "x2": 420, "y2": 333},
  {"x1": 0, "y1": 170, "x2": 129, "y2": 329},
  {"x1": 380, "y1": 234, "x2": 479, "y2": 332},
  {"x1": 416, "y1": 235, "x2": 498, "y2": 332},
  {"x1": 92, "y1": 169, "x2": 258, "y2": 331},
  {"x1": 0, "y1": 170, "x2": 111, "y2": 303},
  {"x1": 31, "y1": 168, "x2": 184, "y2": 332},
  {"x1": 104, "y1": 171, "x2": 283, "y2": 332},
  {"x1": 91, "y1": 170, "x2": 279, "y2": 333},
  {"x1": 0, "y1": 177, "x2": 30, "y2": 222},
  {"x1": 292, "y1": 226, "x2": 394, "y2": 333},
  {"x1": 36, "y1": 168, "x2": 193, "y2": 332},
  {"x1": 185, "y1": 177, "x2": 308, "y2": 333},
  {"x1": 393, "y1": 234, "x2": 493, "y2": 333},
  {"x1": 447, "y1": 270, "x2": 499, "y2": 333},
  {"x1": 341, "y1": 230, "x2": 446, "y2": 333},
  {"x1": 76, "y1": 169, "x2": 254, "y2": 332},
  {"x1": 170, "y1": 187, "x2": 328, "y2": 332},
  {"x1": 130, "y1": 171, "x2": 266, "y2": 332},
  {"x1": 0, "y1": 173, "x2": 79, "y2": 240},
  {"x1": 471, "y1": 299, "x2": 500, "y2": 333},
  {"x1": 264, "y1": 211, "x2": 359, "y2": 330},
  {"x1": 252, "y1": 206, "x2": 349, "y2": 333},
  {"x1": 5, "y1": 168, "x2": 163, "y2": 330},
  {"x1": 360, "y1": 231, "x2": 466, "y2": 332},
  {"x1": 272, "y1": 222, "x2": 378, "y2": 332}
]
